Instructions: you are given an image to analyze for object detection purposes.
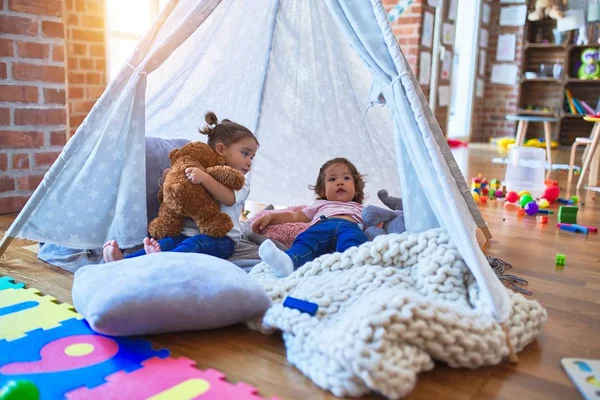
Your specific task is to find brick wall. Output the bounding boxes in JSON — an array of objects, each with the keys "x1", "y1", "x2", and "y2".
[
  {"x1": 471, "y1": 2, "x2": 524, "y2": 141},
  {"x1": 0, "y1": 0, "x2": 67, "y2": 214},
  {"x1": 0, "y1": 0, "x2": 107, "y2": 215},
  {"x1": 384, "y1": 0, "x2": 425, "y2": 82},
  {"x1": 64, "y1": 0, "x2": 106, "y2": 136}
]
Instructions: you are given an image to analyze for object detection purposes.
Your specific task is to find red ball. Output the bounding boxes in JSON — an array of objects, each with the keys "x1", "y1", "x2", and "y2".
[
  {"x1": 542, "y1": 185, "x2": 560, "y2": 202},
  {"x1": 506, "y1": 191, "x2": 518, "y2": 203}
]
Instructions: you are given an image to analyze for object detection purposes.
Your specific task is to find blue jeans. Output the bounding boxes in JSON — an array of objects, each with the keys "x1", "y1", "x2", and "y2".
[
  {"x1": 126, "y1": 234, "x2": 235, "y2": 259},
  {"x1": 286, "y1": 217, "x2": 367, "y2": 270}
]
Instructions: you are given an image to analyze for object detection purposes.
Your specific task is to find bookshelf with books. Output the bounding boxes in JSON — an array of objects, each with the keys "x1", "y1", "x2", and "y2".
[{"x1": 518, "y1": 13, "x2": 600, "y2": 145}]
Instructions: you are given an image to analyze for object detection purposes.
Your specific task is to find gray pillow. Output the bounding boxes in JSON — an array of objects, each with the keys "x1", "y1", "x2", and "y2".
[{"x1": 72, "y1": 252, "x2": 271, "y2": 336}]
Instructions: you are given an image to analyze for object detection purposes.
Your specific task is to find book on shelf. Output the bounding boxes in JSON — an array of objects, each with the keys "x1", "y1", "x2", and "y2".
[{"x1": 564, "y1": 89, "x2": 599, "y2": 115}]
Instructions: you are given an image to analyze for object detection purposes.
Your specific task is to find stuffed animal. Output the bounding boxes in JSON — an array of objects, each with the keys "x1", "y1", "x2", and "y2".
[
  {"x1": 527, "y1": 0, "x2": 565, "y2": 21},
  {"x1": 362, "y1": 189, "x2": 406, "y2": 240},
  {"x1": 149, "y1": 142, "x2": 245, "y2": 239},
  {"x1": 578, "y1": 48, "x2": 600, "y2": 80}
]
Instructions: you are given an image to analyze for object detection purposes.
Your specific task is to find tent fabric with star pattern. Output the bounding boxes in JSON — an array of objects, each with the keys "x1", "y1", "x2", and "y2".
[{"x1": 1, "y1": 0, "x2": 511, "y2": 323}]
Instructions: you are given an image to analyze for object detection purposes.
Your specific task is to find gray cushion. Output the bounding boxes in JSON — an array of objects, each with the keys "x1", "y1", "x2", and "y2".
[
  {"x1": 145, "y1": 136, "x2": 190, "y2": 223},
  {"x1": 72, "y1": 252, "x2": 271, "y2": 336}
]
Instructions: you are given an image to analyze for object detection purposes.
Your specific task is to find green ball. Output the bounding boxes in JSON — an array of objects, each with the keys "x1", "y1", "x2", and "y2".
[
  {"x1": 0, "y1": 380, "x2": 40, "y2": 400},
  {"x1": 519, "y1": 194, "x2": 533, "y2": 208}
]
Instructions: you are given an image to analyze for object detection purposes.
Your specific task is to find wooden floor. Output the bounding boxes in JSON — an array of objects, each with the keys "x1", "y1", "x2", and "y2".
[{"x1": 1, "y1": 144, "x2": 599, "y2": 400}]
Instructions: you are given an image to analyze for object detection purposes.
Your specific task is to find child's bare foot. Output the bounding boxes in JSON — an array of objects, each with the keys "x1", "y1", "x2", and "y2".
[
  {"x1": 143, "y1": 237, "x2": 161, "y2": 254},
  {"x1": 103, "y1": 240, "x2": 124, "y2": 262}
]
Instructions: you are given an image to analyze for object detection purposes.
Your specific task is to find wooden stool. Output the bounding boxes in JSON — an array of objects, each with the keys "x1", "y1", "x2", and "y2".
[
  {"x1": 573, "y1": 116, "x2": 600, "y2": 191},
  {"x1": 505, "y1": 115, "x2": 558, "y2": 173}
]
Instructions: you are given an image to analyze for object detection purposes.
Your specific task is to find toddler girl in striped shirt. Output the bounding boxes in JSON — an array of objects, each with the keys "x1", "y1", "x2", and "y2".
[{"x1": 252, "y1": 157, "x2": 367, "y2": 277}]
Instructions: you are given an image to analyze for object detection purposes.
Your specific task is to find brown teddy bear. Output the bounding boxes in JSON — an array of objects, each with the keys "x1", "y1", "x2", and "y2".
[
  {"x1": 528, "y1": 0, "x2": 565, "y2": 21},
  {"x1": 149, "y1": 142, "x2": 245, "y2": 239}
]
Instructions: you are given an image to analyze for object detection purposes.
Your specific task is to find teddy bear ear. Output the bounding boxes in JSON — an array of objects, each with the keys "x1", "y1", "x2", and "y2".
[{"x1": 168, "y1": 148, "x2": 179, "y2": 161}]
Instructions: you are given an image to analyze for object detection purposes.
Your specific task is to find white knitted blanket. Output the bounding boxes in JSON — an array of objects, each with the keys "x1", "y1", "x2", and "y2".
[{"x1": 248, "y1": 228, "x2": 547, "y2": 399}]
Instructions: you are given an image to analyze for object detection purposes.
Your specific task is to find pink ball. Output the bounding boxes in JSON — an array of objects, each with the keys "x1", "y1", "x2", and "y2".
[
  {"x1": 495, "y1": 190, "x2": 504, "y2": 198},
  {"x1": 524, "y1": 201, "x2": 539, "y2": 216},
  {"x1": 506, "y1": 191, "x2": 518, "y2": 203},
  {"x1": 543, "y1": 185, "x2": 560, "y2": 202}
]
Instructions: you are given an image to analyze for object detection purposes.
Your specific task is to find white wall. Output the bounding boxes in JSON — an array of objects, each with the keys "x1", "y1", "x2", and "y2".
[{"x1": 448, "y1": 0, "x2": 481, "y2": 138}]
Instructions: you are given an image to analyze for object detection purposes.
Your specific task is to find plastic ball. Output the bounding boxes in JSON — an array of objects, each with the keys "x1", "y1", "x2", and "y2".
[
  {"x1": 482, "y1": 187, "x2": 489, "y2": 196},
  {"x1": 518, "y1": 190, "x2": 531, "y2": 198},
  {"x1": 472, "y1": 192, "x2": 480, "y2": 203},
  {"x1": 543, "y1": 185, "x2": 560, "y2": 202},
  {"x1": 0, "y1": 380, "x2": 40, "y2": 400},
  {"x1": 524, "y1": 201, "x2": 539, "y2": 215},
  {"x1": 506, "y1": 191, "x2": 518, "y2": 203},
  {"x1": 519, "y1": 194, "x2": 533, "y2": 207},
  {"x1": 538, "y1": 198, "x2": 550, "y2": 209}
]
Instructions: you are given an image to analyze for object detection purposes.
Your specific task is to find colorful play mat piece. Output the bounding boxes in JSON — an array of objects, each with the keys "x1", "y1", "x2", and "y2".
[{"x1": 0, "y1": 276, "x2": 279, "y2": 400}]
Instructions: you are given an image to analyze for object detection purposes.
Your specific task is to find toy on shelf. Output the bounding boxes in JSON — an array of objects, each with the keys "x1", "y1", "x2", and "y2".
[{"x1": 578, "y1": 48, "x2": 600, "y2": 80}]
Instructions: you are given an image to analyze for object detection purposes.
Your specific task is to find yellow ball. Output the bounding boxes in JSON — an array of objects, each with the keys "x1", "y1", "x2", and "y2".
[
  {"x1": 518, "y1": 190, "x2": 531, "y2": 198},
  {"x1": 538, "y1": 198, "x2": 550, "y2": 209},
  {"x1": 472, "y1": 192, "x2": 480, "y2": 204}
]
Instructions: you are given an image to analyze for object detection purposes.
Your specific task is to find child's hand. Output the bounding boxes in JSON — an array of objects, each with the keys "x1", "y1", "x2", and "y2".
[
  {"x1": 252, "y1": 214, "x2": 273, "y2": 233},
  {"x1": 185, "y1": 167, "x2": 205, "y2": 184}
]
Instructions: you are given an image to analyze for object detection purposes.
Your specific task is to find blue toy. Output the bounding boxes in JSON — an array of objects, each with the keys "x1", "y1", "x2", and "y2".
[
  {"x1": 283, "y1": 297, "x2": 318, "y2": 316},
  {"x1": 0, "y1": 318, "x2": 169, "y2": 399}
]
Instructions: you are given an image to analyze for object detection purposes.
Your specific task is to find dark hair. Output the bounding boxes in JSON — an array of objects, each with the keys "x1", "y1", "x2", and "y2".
[
  {"x1": 199, "y1": 111, "x2": 259, "y2": 150},
  {"x1": 309, "y1": 158, "x2": 366, "y2": 204}
]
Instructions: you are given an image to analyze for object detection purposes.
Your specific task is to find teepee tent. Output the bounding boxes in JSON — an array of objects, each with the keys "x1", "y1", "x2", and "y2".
[{"x1": 0, "y1": 0, "x2": 510, "y2": 323}]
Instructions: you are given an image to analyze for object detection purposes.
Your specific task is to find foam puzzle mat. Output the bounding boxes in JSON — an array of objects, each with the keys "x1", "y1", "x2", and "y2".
[{"x1": 0, "y1": 276, "x2": 279, "y2": 400}]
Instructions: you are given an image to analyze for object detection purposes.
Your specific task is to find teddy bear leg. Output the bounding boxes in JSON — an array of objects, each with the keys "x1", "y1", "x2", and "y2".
[
  {"x1": 190, "y1": 201, "x2": 234, "y2": 238},
  {"x1": 527, "y1": 4, "x2": 545, "y2": 21},
  {"x1": 148, "y1": 203, "x2": 184, "y2": 240},
  {"x1": 548, "y1": 6, "x2": 564, "y2": 20}
]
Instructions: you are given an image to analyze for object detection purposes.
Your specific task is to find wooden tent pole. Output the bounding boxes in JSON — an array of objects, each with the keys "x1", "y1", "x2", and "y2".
[{"x1": 0, "y1": 235, "x2": 14, "y2": 258}]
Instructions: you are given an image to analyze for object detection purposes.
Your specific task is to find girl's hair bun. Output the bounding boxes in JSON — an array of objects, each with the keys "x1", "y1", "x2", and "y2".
[{"x1": 200, "y1": 111, "x2": 219, "y2": 135}]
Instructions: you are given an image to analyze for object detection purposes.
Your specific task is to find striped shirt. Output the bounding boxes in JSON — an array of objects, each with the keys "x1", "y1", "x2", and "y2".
[{"x1": 301, "y1": 200, "x2": 364, "y2": 227}]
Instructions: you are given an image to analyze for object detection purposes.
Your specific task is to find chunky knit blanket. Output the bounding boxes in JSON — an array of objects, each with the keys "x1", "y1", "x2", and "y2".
[{"x1": 248, "y1": 228, "x2": 547, "y2": 399}]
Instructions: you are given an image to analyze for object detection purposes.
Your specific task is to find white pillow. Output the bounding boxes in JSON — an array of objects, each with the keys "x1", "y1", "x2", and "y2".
[{"x1": 72, "y1": 252, "x2": 271, "y2": 336}]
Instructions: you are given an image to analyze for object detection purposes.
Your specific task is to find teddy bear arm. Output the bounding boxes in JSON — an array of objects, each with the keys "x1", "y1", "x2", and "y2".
[{"x1": 205, "y1": 166, "x2": 245, "y2": 191}]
